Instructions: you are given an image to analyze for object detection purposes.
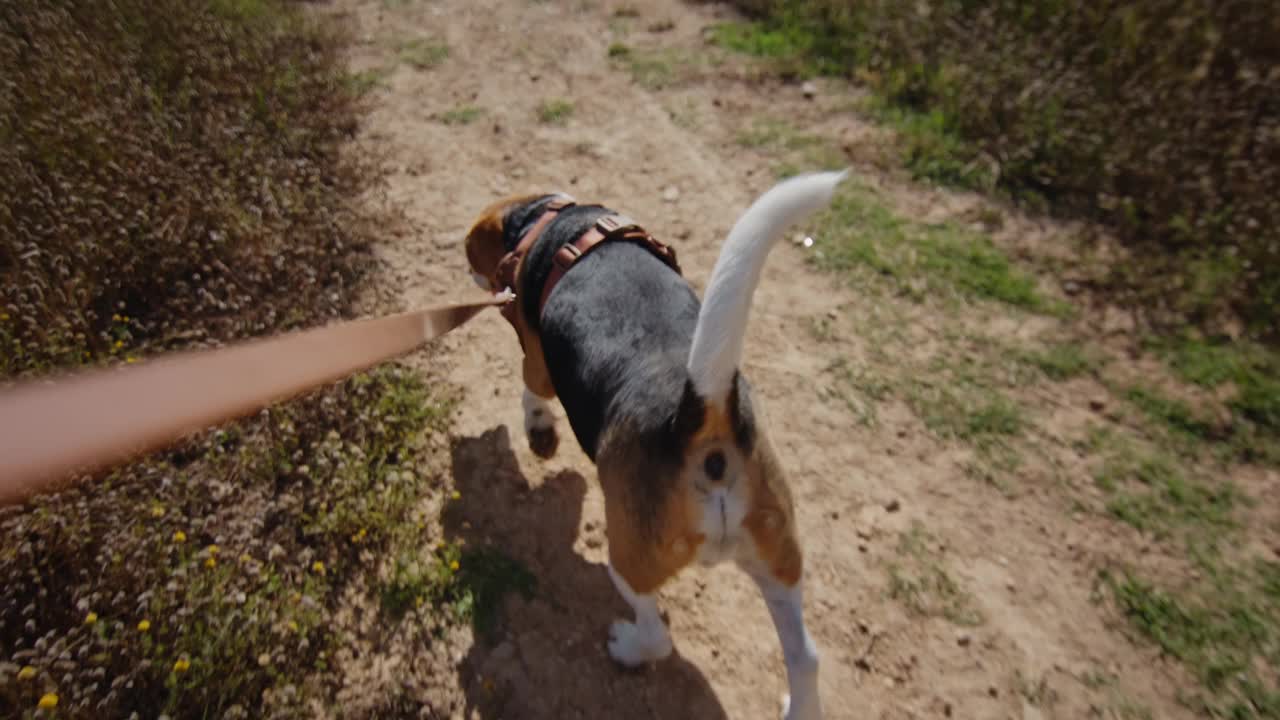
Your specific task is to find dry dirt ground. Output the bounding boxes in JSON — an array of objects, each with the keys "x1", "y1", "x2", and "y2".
[{"x1": 314, "y1": 0, "x2": 1245, "y2": 718}]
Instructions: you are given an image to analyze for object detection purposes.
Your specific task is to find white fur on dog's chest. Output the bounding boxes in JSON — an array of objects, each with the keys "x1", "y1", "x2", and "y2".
[{"x1": 694, "y1": 486, "x2": 750, "y2": 566}]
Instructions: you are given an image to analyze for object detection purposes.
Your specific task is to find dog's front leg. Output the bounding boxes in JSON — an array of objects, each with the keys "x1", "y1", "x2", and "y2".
[
  {"x1": 744, "y1": 566, "x2": 822, "y2": 720},
  {"x1": 521, "y1": 388, "x2": 558, "y2": 458},
  {"x1": 606, "y1": 562, "x2": 673, "y2": 666}
]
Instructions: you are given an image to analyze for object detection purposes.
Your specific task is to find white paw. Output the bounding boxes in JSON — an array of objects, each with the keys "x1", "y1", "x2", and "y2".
[
  {"x1": 607, "y1": 619, "x2": 672, "y2": 667},
  {"x1": 781, "y1": 693, "x2": 822, "y2": 720},
  {"x1": 522, "y1": 390, "x2": 555, "y2": 432}
]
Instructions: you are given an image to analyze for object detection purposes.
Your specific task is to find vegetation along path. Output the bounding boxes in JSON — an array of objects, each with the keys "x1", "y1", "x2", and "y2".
[{"x1": 2, "y1": 0, "x2": 1276, "y2": 718}]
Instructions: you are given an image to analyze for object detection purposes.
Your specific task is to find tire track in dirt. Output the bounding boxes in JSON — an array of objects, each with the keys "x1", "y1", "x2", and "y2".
[{"x1": 331, "y1": 0, "x2": 1198, "y2": 718}]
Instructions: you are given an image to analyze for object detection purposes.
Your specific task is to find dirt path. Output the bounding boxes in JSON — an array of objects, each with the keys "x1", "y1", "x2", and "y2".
[{"x1": 328, "y1": 0, "x2": 1198, "y2": 718}]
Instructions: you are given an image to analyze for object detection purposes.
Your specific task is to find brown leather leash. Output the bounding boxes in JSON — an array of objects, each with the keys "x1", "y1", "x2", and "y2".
[{"x1": 0, "y1": 293, "x2": 511, "y2": 507}]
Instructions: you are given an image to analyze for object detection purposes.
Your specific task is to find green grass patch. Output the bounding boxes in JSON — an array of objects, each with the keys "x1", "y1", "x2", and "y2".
[
  {"x1": 867, "y1": 101, "x2": 994, "y2": 191},
  {"x1": 1021, "y1": 342, "x2": 1095, "y2": 380},
  {"x1": 1124, "y1": 385, "x2": 1216, "y2": 441},
  {"x1": 398, "y1": 37, "x2": 450, "y2": 70},
  {"x1": 706, "y1": 18, "x2": 851, "y2": 78},
  {"x1": 434, "y1": 104, "x2": 485, "y2": 126},
  {"x1": 1162, "y1": 336, "x2": 1280, "y2": 436},
  {"x1": 1150, "y1": 336, "x2": 1280, "y2": 465},
  {"x1": 819, "y1": 357, "x2": 891, "y2": 427},
  {"x1": 536, "y1": 98, "x2": 574, "y2": 125},
  {"x1": 1105, "y1": 568, "x2": 1280, "y2": 718},
  {"x1": 346, "y1": 66, "x2": 392, "y2": 96},
  {"x1": 607, "y1": 44, "x2": 705, "y2": 91},
  {"x1": 381, "y1": 543, "x2": 533, "y2": 633},
  {"x1": 808, "y1": 187, "x2": 1057, "y2": 313},
  {"x1": 905, "y1": 380, "x2": 1024, "y2": 443},
  {"x1": 887, "y1": 523, "x2": 983, "y2": 626},
  {"x1": 1089, "y1": 428, "x2": 1238, "y2": 540}
]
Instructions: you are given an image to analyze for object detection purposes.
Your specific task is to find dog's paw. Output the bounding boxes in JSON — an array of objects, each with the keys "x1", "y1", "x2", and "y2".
[
  {"x1": 781, "y1": 693, "x2": 822, "y2": 720},
  {"x1": 528, "y1": 426, "x2": 559, "y2": 458},
  {"x1": 607, "y1": 619, "x2": 672, "y2": 667}
]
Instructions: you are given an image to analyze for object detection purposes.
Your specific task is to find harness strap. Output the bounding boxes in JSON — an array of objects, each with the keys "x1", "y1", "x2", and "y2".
[
  {"x1": 538, "y1": 213, "x2": 681, "y2": 312},
  {"x1": 492, "y1": 194, "x2": 575, "y2": 294}
]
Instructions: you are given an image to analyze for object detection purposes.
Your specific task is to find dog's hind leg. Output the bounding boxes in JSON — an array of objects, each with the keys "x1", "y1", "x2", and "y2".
[
  {"x1": 740, "y1": 561, "x2": 821, "y2": 720},
  {"x1": 605, "y1": 562, "x2": 673, "y2": 667}
]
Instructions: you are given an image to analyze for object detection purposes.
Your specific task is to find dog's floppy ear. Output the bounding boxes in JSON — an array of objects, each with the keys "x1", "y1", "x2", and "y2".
[{"x1": 463, "y1": 193, "x2": 544, "y2": 282}]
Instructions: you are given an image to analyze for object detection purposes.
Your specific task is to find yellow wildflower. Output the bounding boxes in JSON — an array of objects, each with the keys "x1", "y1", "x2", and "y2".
[
  {"x1": 288, "y1": 621, "x2": 299, "y2": 633},
  {"x1": 137, "y1": 619, "x2": 151, "y2": 632},
  {"x1": 414, "y1": 596, "x2": 424, "y2": 608},
  {"x1": 150, "y1": 505, "x2": 165, "y2": 518},
  {"x1": 449, "y1": 560, "x2": 460, "y2": 572},
  {"x1": 84, "y1": 611, "x2": 98, "y2": 626},
  {"x1": 351, "y1": 528, "x2": 367, "y2": 544},
  {"x1": 173, "y1": 530, "x2": 187, "y2": 544},
  {"x1": 125, "y1": 356, "x2": 139, "y2": 364},
  {"x1": 17, "y1": 666, "x2": 36, "y2": 680},
  {"x1": 450, "y1": 490, "x2": 461, "y2": 500},
  {"x1": 114, "y1": 340, "x2": 123, "y2": 349},
  {"x1": 38, "y1": 693, "x2": 58, "y2": 709},
  {"x1": 112, "y1": 314, "x2": 121, "y2": 321},
  {"x1": 206, "y1": 544, "x2": 219, "y2": 555},
  {"x1": 0, "y1": 313, "x2": 9, "y2": 321},
  {"x1": 311, "y1": 560, "x2": 326, "y2": 575},
  {"x1": 173, "y1": 658, "x2": 190, "y2": 673},
  {"x1": 204, "y1": 557, "x2": 217, "y2": 569}
]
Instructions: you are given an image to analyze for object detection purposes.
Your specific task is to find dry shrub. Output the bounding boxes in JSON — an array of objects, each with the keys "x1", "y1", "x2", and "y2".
[
  {"x1": 724, "y1": 0, "x2": 1280, "y2": 338},
  {"x1": 0, "y1": 366, "x2": 452, "y2": 718},
  {"x1": 0, "y1": 1, "x2": 455, "y2": 717},
  {"x1": 0, "y1": 0, "x2": 373, "y2": 377}
]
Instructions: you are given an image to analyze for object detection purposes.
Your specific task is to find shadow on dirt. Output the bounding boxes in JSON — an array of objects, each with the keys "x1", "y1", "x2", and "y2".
[{"x1": 444, "y1": 425, "x2": 727, "y2": 720}]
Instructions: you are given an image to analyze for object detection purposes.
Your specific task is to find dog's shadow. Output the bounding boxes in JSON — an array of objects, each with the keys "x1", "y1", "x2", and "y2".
[{"x1": 445, "y1": 426, "x2": 728, "y2": 720}]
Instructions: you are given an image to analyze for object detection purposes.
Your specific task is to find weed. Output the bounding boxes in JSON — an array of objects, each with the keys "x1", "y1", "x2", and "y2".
[
  {"x1": 399, "y1": 37, "x2": 450, "y2": 70},
  {"x1": 453, "y1": 547, "x2": 537, "y2": 636},
  {"x1": 435, "y1": 104, "x2": 485, "y2": 126},
  {"x1": 536, "y1": 98, "x2": 574, "y2": 125}
]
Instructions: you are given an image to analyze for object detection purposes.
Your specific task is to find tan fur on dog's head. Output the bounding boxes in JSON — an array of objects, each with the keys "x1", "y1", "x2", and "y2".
[{"x1": 463, "y1": 193, "x2": 544, "y2": 287}]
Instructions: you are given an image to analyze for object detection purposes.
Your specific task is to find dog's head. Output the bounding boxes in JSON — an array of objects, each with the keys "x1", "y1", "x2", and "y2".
[{"x1": 462, "y1": 193, "x2": 548, "y2": 291}]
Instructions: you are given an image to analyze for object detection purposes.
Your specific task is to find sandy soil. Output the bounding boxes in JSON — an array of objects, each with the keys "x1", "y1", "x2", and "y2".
[{"x1": 319, "y1": 0, "x2": 1207, "y2": 718}]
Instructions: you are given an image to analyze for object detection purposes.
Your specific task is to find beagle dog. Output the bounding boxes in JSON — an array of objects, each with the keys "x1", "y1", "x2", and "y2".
[{"x1": 463, "y1": 171, "x2": 846, "y2": 719}]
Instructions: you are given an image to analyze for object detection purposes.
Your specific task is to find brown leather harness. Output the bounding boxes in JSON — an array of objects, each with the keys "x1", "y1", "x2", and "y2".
[{"x1": 491, "y1": 195, "x2": 682, "y2": 324}]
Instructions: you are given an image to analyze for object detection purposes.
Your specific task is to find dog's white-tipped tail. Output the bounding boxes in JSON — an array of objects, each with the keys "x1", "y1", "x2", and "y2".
[{"x1": 686, "y1": 170, "x2": 847, "y2": 403}]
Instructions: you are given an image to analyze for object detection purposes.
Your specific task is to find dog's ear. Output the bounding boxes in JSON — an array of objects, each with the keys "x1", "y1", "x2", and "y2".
[{"x1": 464, "y1": 193, "x2": 544, "y2": 281}]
